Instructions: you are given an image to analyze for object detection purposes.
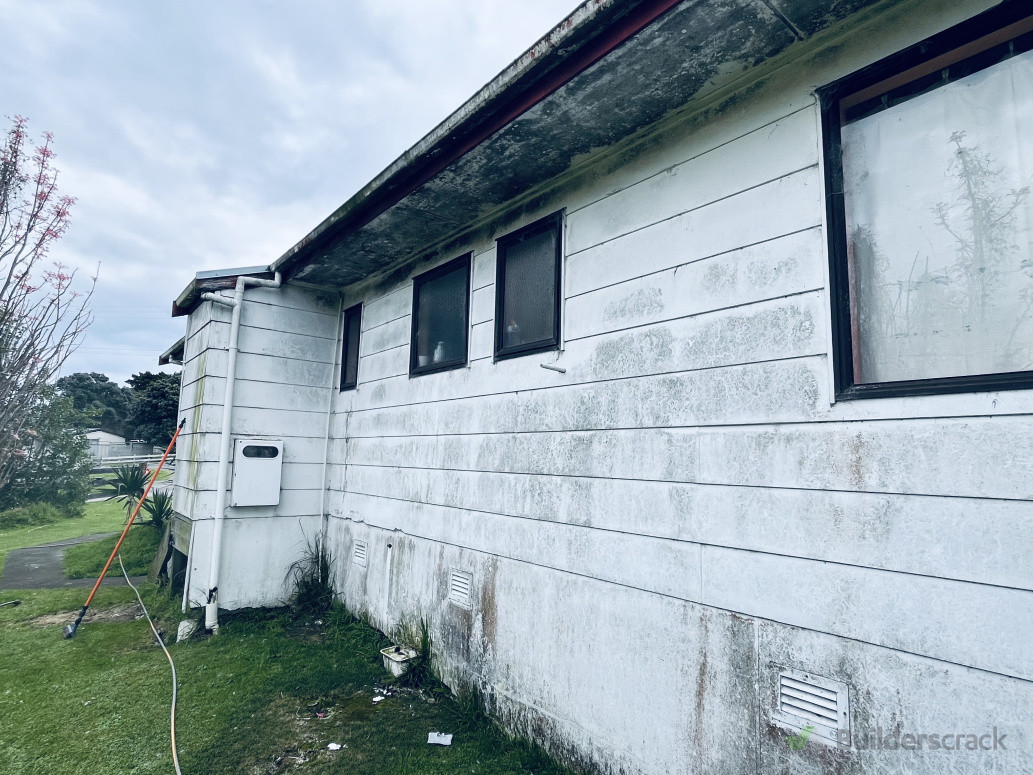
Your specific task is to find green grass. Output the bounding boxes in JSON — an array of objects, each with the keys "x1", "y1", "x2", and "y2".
[
  {"x1": 64, "y1": 525, "x2": 162, "y2": 579},
  {"x1": 0, "y1": 499, "x2": 126, "y2": 576},
  {"x1": 0, "y1": 593, "x2": 576, "y2": 775},
  {"x1": 0, "y1": 502, "x2": 67, "y2": 531}
]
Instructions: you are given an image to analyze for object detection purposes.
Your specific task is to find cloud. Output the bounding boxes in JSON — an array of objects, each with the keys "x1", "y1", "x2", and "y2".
[{"x1": 0, "y1": 0, "x2": 578, "y2": 384}]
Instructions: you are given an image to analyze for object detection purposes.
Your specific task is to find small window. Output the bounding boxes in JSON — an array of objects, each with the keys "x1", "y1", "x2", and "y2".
[
  {"x1": 821, "y1": 6, "x2": 1033, "y2": 398},
  {"x1": 495, "y1": 212, "x2": 562, "y2": 360},
  {"x1": 410, "y1": 254, "x2": 470, "y2": 376},
  {"x1": 340, "y1": 303, "x2": 361, "y2": 391}
]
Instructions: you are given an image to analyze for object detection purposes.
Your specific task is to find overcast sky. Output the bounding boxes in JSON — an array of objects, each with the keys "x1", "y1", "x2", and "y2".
[{"x1": 0, "y1": 0, "x2": 577, "y2": 384}]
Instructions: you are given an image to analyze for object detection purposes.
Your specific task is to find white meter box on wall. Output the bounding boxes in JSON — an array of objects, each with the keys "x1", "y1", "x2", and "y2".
[{"x1": 231, "y1": 438, "x2": 283, "y2": 507}]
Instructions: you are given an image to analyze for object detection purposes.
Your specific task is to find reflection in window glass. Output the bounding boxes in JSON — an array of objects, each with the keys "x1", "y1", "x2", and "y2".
[
  {"x1": 412, "y1": 258, "x2": 469, "y2": 373},
  {"x1": 500, "y1": 227, "x2": 557, "y2": 351},
  {"x1": 842, "y1": 48, "x2": 1033, "y2": 384}
]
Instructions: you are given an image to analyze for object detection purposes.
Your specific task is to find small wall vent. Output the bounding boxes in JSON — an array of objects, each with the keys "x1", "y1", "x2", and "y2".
[
  {"x1": 352, "y1": 540, "x2": 368, "y2": 568},
  {"x1": 773, "y1": 669, "x2": 850, "y2": 747},
  {"x1": 448, "y1": 569, "x2": 473, "y2": 608}
]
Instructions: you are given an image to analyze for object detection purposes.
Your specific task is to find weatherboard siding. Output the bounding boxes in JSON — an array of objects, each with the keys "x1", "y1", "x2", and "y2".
[
  {"x1": 173, "y1": 285, "x2": 337, "y2": 609},
  {"x1": 164, "y1": 0, "x2": 1033, "y2": 771},
  {"x1": 322, "y1": 4, "x2": 1033, "y2": 772}
]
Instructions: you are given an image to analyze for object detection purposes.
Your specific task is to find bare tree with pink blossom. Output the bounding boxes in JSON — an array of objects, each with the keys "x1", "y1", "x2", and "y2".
[{"x1": 0, "y1": 116, "x2": 94, "y2": 493}]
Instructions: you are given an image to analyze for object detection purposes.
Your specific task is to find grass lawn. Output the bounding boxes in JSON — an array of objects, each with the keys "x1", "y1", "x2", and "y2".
[
  {"x1": 0, "y1": 499, "x2": 127, "y2": 577},
  {"x1": 64, "y1": 524, "x2": 162, "y2": 578},
  {"x1": 0, "y1": 591, "x2": 574, "y2": 775}
]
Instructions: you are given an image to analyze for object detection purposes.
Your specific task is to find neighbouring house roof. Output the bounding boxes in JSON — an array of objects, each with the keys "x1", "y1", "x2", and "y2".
[
  {"x1": 86, "y1": 430, "x2": 125, "y2": 444},
  {"x1": 174, "y1": 0, "x2": 888, "y2": 313},
  {"x1": 159, "y1": 336, "x2": 186, "y2": 366}
]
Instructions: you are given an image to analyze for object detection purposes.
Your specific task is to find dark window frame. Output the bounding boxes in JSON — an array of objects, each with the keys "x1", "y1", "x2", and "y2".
[
  {"x1": 409, "y1": 253, "x2": 471, "y2": 377},
  {"x1": 818, "y1": 1, "x2": 1033, "y2": 400},
  {"x1": 494, "y1": 211, "x2": 563, "y2": 361},
  {"x1": 339, "y1": 303, "x2": 362, "y2": 391}
]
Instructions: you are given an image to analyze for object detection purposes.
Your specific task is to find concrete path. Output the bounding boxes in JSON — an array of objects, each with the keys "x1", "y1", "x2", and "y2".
[{"x1": 0, "y1": 533, "x2": 147, "y2": 590}]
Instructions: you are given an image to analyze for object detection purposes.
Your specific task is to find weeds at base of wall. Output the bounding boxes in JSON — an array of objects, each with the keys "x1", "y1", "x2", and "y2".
[
  {"x1": 446, "y1": 686, "x2": 579, "y2": 773},
  {"x1": 282, "y1": 553, "x2": 577, "y2": 773},
  {"x1": 385, "y1": 612, "x2": 578, "y2": 772},
  {"x1": 285, "y1": 536, "x2": 335, "y2": 616}
]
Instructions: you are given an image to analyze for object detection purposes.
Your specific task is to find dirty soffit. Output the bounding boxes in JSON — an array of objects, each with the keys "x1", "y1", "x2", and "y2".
[
  {"x1": 225, "y1": 0, "x2": 890, "y2": 301},
  {"x1": 172, "y1": 265, "x2": 274, "y2": 317}
]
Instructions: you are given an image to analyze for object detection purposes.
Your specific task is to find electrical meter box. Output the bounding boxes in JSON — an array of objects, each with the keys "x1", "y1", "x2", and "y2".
[{"x1": 231, "y1": 438, "x2": 283, "y2": 507}]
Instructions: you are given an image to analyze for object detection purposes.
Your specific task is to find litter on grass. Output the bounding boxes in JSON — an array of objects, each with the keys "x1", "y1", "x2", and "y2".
[
  {"x1": 428, "y1": 732, "x2": 453, "y2": 746},
  {"x1": 327, "y1": 743, "x2": 343, "y2": 751},
  {"x1": 372, "y1": 695, "x2": 385, "y2": 704},
  {"x1": 177, "y1": 619, "x2": 198, "y2": 643}
]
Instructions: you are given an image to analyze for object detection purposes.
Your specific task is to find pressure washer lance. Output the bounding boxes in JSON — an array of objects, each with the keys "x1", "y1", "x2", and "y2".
[{"x1": 63, "y1": 418, "x2": 186, "y2": 640}]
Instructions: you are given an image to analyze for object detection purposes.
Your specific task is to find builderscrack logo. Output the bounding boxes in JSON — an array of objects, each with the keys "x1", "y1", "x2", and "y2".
[{"x1": 786, "y1": 727, "x2": 1009, "y2": 752}]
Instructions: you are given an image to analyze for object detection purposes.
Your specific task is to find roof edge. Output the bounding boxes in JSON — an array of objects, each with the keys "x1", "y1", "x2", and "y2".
[
  {"x1": 270, "y1": 0, "x2": 684, "y2": 279},
  {"x1": 171, "y1": 265, "x2": 273, "y2": 317},
  {"x1": 159, "y1": 336, "x2": 186, "y2": 366}
]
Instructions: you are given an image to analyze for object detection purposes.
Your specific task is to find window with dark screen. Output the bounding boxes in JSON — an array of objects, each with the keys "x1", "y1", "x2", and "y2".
[
  {"x1": 340, "y1": 303, "x2": 361, "y2": 391},
  {"x1": 495, "y1": 212, "x2": 562, "y2": 360},
  {"x1": 410, "y1": 254, "x2": 470, "y2": 376}
]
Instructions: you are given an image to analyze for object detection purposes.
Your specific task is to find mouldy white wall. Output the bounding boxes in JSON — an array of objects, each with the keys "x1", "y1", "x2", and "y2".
[
  {"x1": 323, "y1": 1, "x2": 1033, "y2": 773},
  {"x1": 172, "y1": 284, "x2": 339, "y2": 610}
]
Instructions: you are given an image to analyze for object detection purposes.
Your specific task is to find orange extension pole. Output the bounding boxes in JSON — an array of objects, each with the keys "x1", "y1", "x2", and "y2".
[{"x1": 64, "y1": 418, "x2": 186, "y2": 639}]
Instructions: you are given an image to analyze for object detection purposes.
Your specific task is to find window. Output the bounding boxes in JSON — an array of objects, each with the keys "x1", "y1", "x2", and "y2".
[
  {"x1": 410, "y1": 254, "x2": 470, "y2": 375},
  {"x1": 821, "y1": 6, "x2": 1033, "y2": 398},
  {"x1": 340, "y1": 303, "x2": 361, "y2": 391},
  {"x1": 494, "y1": 212, "x2": 562, "y2": 360}
]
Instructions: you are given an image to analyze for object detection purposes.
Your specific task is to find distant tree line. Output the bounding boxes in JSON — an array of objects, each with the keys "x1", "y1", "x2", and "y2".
[
  {"x1": 54, "y1": 370, "x2": 181, "y2": 447},
  {"x1": 0, "y1": 370, "x2": 180, "y2": 516}
]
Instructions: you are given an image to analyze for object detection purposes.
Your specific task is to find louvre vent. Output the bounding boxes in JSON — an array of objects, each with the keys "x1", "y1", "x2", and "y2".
[
  {"x1": 448, "y1": 570, "x2": 473, "y2": 608},
  {"x1": 773, "y1": 669, "x2": 850, "y2": 746},
  {"x1": 780, "y1": 675, "x2": 839, "y2": 726},
  {"x1": 352, "y1": 540, "x2": 368, "y2": 567}
]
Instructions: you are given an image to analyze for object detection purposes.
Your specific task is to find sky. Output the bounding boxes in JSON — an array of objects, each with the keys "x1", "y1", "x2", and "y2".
[{"x1": 0, "y1": 0, "x2": 578, "y2": 384}]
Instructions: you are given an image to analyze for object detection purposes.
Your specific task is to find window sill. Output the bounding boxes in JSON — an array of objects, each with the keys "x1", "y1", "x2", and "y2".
[
  {"x1": 836, "y1": 370, "x2": 1033, "y2": 400},
  {"x1": 409, "y1": 359, "x2": 468, "y2": 378},
  {"x1": 493, "y1": 341, "x2": 559, "y2": 363}
]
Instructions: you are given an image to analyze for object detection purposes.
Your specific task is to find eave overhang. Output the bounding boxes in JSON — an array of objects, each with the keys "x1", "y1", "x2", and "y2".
[
  {"x1": 159, "y1": 336, "x2": 186, "y2": 366},
  {"x1": 240, "y1": 0, "x2": 893, "y2": 292},
  {"x1": 172, "y1": 265, "x2": 273, "y2": 317}
]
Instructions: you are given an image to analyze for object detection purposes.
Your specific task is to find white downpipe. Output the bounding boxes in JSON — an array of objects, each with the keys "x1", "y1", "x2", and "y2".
[
  {"x1": 319, "y1": 294, "x2": 342, "y2": 548},
  {"x1": 200, "y1": 272, "x2": 281, "y2": 633}
]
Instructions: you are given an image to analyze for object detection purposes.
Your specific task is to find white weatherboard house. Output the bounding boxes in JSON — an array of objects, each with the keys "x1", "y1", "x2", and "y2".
[{"x1": 169, "y1": 1, "x2": 1033, "y2": 772}]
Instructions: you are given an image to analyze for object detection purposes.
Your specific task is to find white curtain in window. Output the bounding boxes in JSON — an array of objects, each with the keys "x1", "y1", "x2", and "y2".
[{"x1": 843, "y1": 48, "x2": 1033, "y2": 383}]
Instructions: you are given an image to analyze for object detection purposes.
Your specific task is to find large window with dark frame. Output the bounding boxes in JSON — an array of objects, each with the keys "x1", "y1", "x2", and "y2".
[
  {"x1": 340, "y1": 303, "x2": 361, "y2": 391},
  {"x1": 820, "y1": 5, "x2": 1033, "y2": 399},
  {"x1": 494, "y1": 211, "x2": 562, "y2": 360},
  {"x1": 409, "y1": 254, "x2": 470, "y2": 376}
]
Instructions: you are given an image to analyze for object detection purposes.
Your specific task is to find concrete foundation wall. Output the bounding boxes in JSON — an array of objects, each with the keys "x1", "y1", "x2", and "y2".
[
  {"x1": 173, "y1": 284, "x2": 339, "y2": 609},
  {"x1": 323, "y1": 1, "x2": 1033, "y2": 772}
]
